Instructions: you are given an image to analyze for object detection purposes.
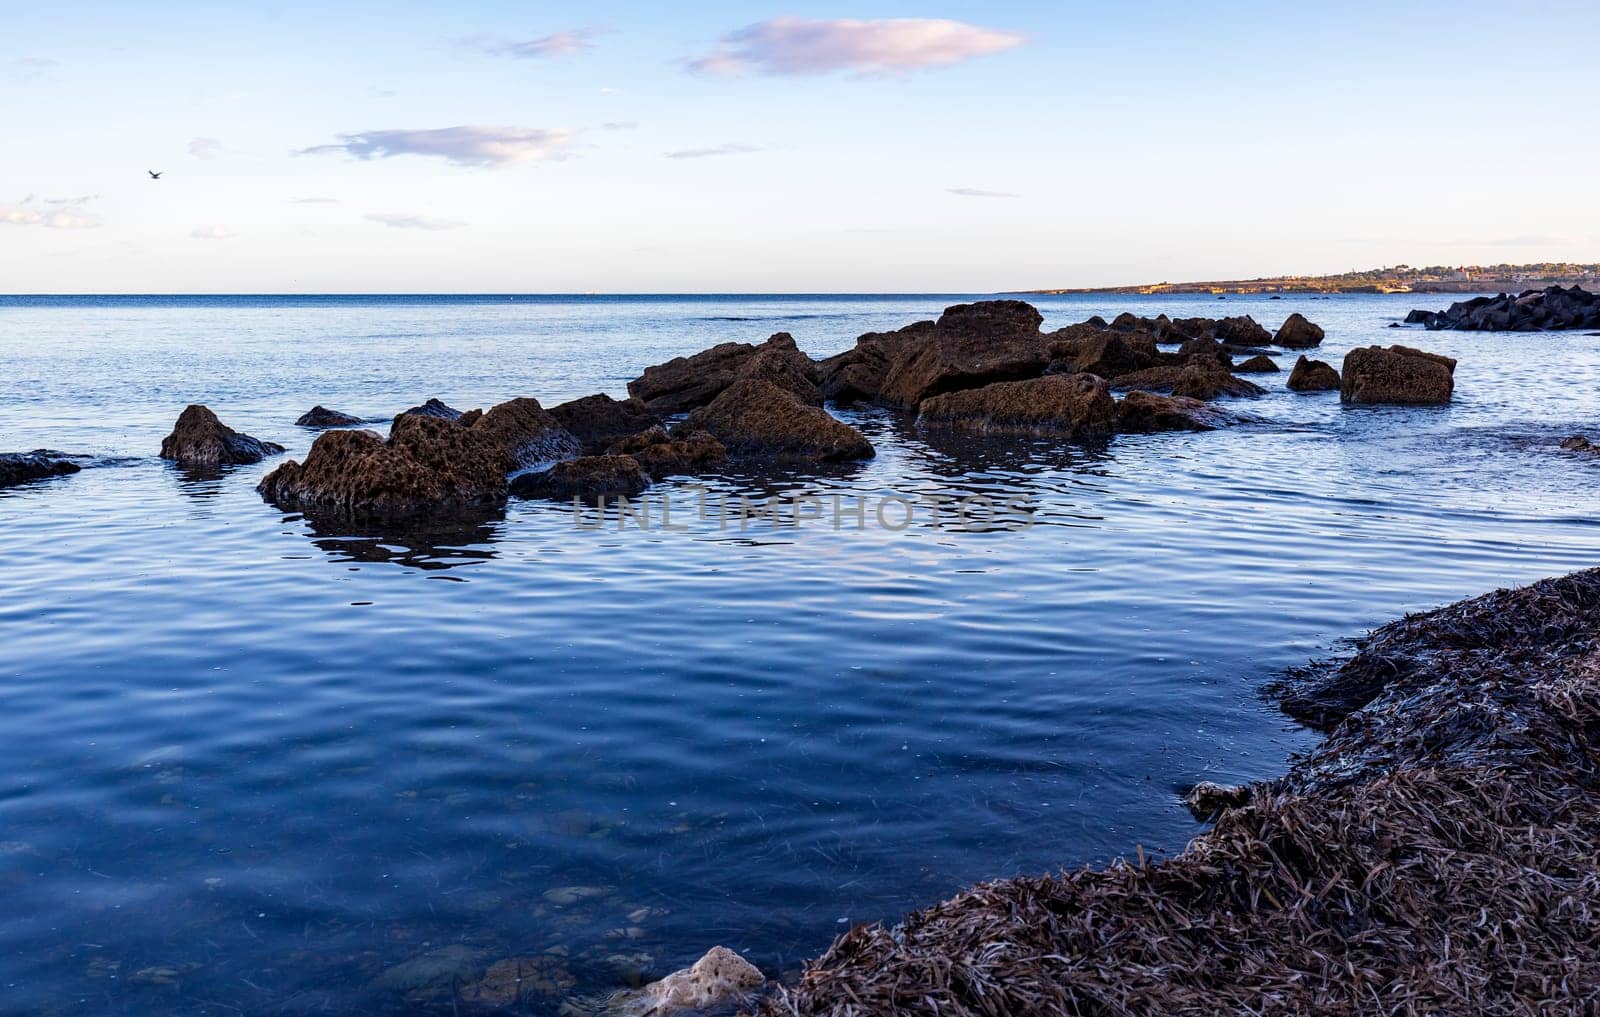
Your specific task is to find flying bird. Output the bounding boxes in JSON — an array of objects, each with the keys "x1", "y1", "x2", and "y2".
[{"x1": 148, "y1": 170, "x2": 162, "y2": 180}]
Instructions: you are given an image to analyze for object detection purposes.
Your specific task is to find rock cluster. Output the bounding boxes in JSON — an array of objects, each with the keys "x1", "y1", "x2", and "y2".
[
  {"x1": 1406, "y1": 285, "x2": 1600, "y2": 331},
  {"x1": 549, "y1": 394, "x2": 660, "y2": 453},
  {"x1": 608, "y1": 426, "x2": 727, "y2": 479},
  {"x1": 509, "y1": 455, "x2": 648, "y2": 504},
  {"x1": 1340, "y1": 345, "x2": 1455, "y2": 405},
  {"x1": 628, "y1": 332, "x2": 819, "y2": 412},
  {"x1": 160, "y1": 405, "x2": 284, "y2": 467},
  {"x1": 0, "y1": 450, "x2": 81, "y2": 488},
  {"x1": 687, "y1": 379, "x2": 874, "y2": 462},
  {"x1": 917, "y1": 373, "x2": 1117, "y2": 436}
]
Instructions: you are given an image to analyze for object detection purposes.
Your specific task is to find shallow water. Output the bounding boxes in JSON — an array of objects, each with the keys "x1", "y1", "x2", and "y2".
[{"x1": 1, "y1": 293, "x2": 1597, "y2": 1014}]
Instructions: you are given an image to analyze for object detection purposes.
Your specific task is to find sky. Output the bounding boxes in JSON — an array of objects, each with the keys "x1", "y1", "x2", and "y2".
[{"x1": 2, "y1": 0, "x2": 1597, "y2": 293}]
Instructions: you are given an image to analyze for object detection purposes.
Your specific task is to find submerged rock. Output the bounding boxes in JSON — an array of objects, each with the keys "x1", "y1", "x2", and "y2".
[
  {"x1": 609, "y1": 426, "x2": 726, "y2": 479},
  {"x1": 1340, "y1": 345, "x2": 1455, "y2": 405},
  {"x1": 471, "y1": 397, "x2": 581, "y2": 469},
  {"x1": 259, "y1": 415, "x2": 509, "y2": 518},
  {"x1": 1561, "y1": 435, "x2": 1599, "y2": 453},
  {"x1": 916, "y1": 373, "x2": 1117, "y2": 436},
  {"x1": 458, "y1": 955, "x2": 576, "y2": 1004},
  {"x1": 628, "y1": 333, "x2": 817, "y2": 413},
  {"x1": 549, "y1": 394, "x2": 660, "y2": 453},
  {"x1": 371, "y1": 944, "x2": 480, "y2": 997},
  {"x1": 0, "y1": 450, "x2": 82, "y2": 488},
  {"x1": 295, "y1": 405, "x2": 364, "y2": 428},
  {"x1": 1115, "y1": 391, "x2": 1238, "y2": 432},
  {"x1": 687, "y1": 378, "x2": 874, "y2": 462},
  {"x1": 509, "y1": 455, "x2": 648, "y2": 504},
  {"x1": 1286, "y1": 355, "x2": 1341, "y2": 392},
  {"x1": 1273, "y1": 313, "x2": 1325, "y2": 348},
  {"x1": 159, "y1": 405, "x2": 284, "y2": 466}
]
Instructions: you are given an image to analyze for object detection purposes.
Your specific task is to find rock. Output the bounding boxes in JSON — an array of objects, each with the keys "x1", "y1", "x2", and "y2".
[
  {"x1": 1112, "y1": 360, "x2": 1265, "y2": 401},
  {"x1": 686, "y1": 378, "x2": 874, "y2": 462},
  {"x1": 1115, "y1": 391, "x2": 1238, "y2": 432},
  {"x1": 1176, "y1": 336, "x2": 1226, "y2": 363},
  {"x1": 1408, "y1": 285, "x2": 1600, "y2": 331},
  {"x1": 628, "y1": 333, "x2": 817, "y2": 413},
  {"x1": 470, "y1": 397, "x2": 581, "y2": 469},
  {"x1": 159, "y1": 405, "x2": 284, "y2": 466},
  {"x1": 608, "y1": 426, "x2": 726, "y2": 479},
  {"x1": 371, "y1": 944, "x2": 480, "y2": 996},
  {"x1": 1047, "y1": 327, "x2": 1158, "y2": 378},
  {"x1": 549, "y1": 394, "x2": 660, "y2": 453},
  {"x1": 459, "y1": 956, "x2": 576, "y2": 1004},
  {"x1": 818, "y1": 322, "x2": 936, "y2": 406},
  {"x1": 1213, "y1": 315, "x2": 1272, "y2": 346},
  {"x1": 259, "y1": 414, "x2": 509, "y2": 518},
  {"x1": 1272, "y1": 313, "x2": 1325, "y2": 348},
  {"x1": 395, "y1": 397, "x2": 463, "y2": 422},
  {"x1": 916, "y1": 373, "x2": 1117, "y2": 436},
  {"x1": 0, "y1": 450, "x2": 81, "y2": 488},
  {"x1": 1340, "y1": 345, "x2": 1455, "y2": 405},
  {"x1": 1168, "y1": 317, "x2": 1218, "y2": 341},
  {"x1": 1286, "y1": 355, "x2": 1341, "y2": 392},
  {"x1": 613, "y1": 946, "x2": 763, "y2": 1016},
  {"x1": 510, "y1": 455, "x2": 648, "y2": 503},
  {"x1": 1183, "y1": 781, "x2": 1250, "y2": 820},
  {"x1": 541, "y1": 885, "x2": 613, "y2": 906},
  {"x1": 1233, "y1": 354, "x2": 1279, "y2": 373},
  {"x1": 295, "y1": 405, "x2": 364, "y2": 428},
  {"x1": 1561, "y1": 435, "x2": 1598, "y2": 453}
]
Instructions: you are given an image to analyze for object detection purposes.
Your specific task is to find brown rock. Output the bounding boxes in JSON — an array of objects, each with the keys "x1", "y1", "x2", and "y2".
[
  {"x1": 1233, "y1": 354, "x2": 1280, "y2": 373},
  {"x1": 395, "y1": 398, "x2": 464, "y2": 422},
  {"x1": 508, "y1": 454, "x2": 647, "y2": 503},
  {"x1": 1112, "y1": 361, "x2": 1265, "y2": 401},
  {"x1": 1214, "y1": 315, "x2": 1272, "y2": 346},
  {"x1": 469, "y1": 397, "x2": 580, "y2": 469},
  {"x1": 1340, "y1": 345, "x2": 1455, "y2": 405},
  {"x1": 687, "y1": 378, "x2": 873, "y2": 462},
  {"x1": 628, "y1": 333, "x2": 817, "y2": 413},
  {"x1": 0, "y1": 450, "x2": 82, "y2": 488},
  {"x1": 1116, "y1": 391, "x2": 1239, "y2": 432},
  {"x1": 818, "y1": 322, "x2": 936, "y2": 406},
  {"x1": 1273, "y1": 313, "x2": 1325, "y2": 348},
  {"x1": 640, "y1": 946, "x2": 763, "y2": 1013},
  {"x1": 1287, "y1": 356, "x2": 1340, "y2": 392},
  {"x1": 258, "y1": 414, "x2": 509, "y2": 518},
  {"x1": 295, "y1": 406, "x2": 364, "y2": 428},
  {"x1": 159, "y1": 405, "x2": 284, "y2": 466},
  {"x1": 549, "y1": 394, "x2": 659, "y2": 453},
  {"x1": 1561, "y1": 435, "x2": 1598, "y2": 453},
  {"x1": 1184, "y1": 781, "x2": 1250, "y2": 820},
  {"x1": 609, "y1": 426, "x2": 726, "y2": 478},
  {"x1": 1046, "y1": 326, "x2": 1156, "y2": 379},
  {"x1": 916, "y1": 373, "x2": 1117, "y2": 436},
  {"x1": 458, "y1": 956, "x2": 575, "y2": 1005}
]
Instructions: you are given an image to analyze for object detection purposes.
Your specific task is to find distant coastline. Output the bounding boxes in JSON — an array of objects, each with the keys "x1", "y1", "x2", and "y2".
[{"x1": 1018, "y1": 261, "x2": 1600, "y2": 296}]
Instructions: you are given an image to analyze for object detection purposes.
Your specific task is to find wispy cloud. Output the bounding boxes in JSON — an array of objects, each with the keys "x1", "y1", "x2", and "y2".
[
  {"x1": 601, "y1": 121, "x2": 639, "y2": 131},
  {"x1": 461, "y1": 28, "x2": 599, "y2": 59},
  {"x1": 188, "y1": 136, "x2": 225, "y2": 160},
  {"x1": 297, "y1": 126, "x2": 577, "y2": 167},
  {"x1": 0, "y1": 195, "x2": 101, "y2": 229},
  {"x1": 365, "y1": 212, "x2": 466, "y2": 231},
  {"x1": 291, "y1": 197, "x2": 340, "y2": 205},
  {"x1": 948, "y1": 187, "x2": 1019, "y2": 199},
  {"x1": 10, "y1": 56, "x2": 59, "y2": 80},
  {"x1": 665, "y1": 143, "x2": 765, "y2": 160},
  {"x1": 190, "y1": 225, "x2": 236, "y2": 240},
  {"x1": 690, "y1": 17, "x2": 1024, "y2": 76}
]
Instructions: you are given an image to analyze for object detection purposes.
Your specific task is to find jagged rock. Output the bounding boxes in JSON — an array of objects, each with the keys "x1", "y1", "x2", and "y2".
[
  {"x1": 818, "y1": 321, "x2": 936, "y2": 406},
  {"x1": 1561, "y1": 435, "x2": 1598, "y2": 453},
  {"x1": 1234, "y1": 354, "x2": 1279, "y2": 373},
  {"x1": 1273, "y1": 313, "x2": 1325, "y2": 348},
  {"x1": 610, "y1": 946, "x2": 764, "y2": 1016},
  {"x1": 1340, "y1": 345, "x2": 1455, "y2": 405},
  {"x1": 1287, "y1": 355, "x2": 1341, "y2": 392},
  {"x1": 509, "y1": 455, "x2": 647, "y2": 503},
  {"x1": 470, "y1": 397, "x2": 581, "y2": 469},
  {"x1": 1213, "y1": 315, "x2": 1273, "y2": 346},
  {"x1": 549, "y1": 394, "x2": 660, "y2": 453},
  {"x1": 1408, "y1": 285, "x2": 1600, "y2": 331},
  {"x1": 1184, "y1": 781, "x2": 1250, "y2": 820},
  {"x1": 1116, "y1": 391, "x2": 1238, "y2": 432},
  {"x1": 686, "y1": 378, "x2": 873, "y2": 462},
  {"x1": 628, "y1": 333, "x2": 817, "y2": 413},
  {"x1": 259, "y1": 415, "x2": 509, "y2": 518},
  {"x1": 1047, "y1": 327, "x2": 1158, "y2": 378},
  {"x1": 609, "y1": 426, "x2": 726, "y2": 479},
  {"x1": 0, "y1": 450, "x2": 81, "y2": 488},
  {"x1": 916, "y1": 373, "x2": 1117, "y2": 436},
  {"x1": 1177, "y1": 336, "x2": 1227, "y2": 363},
  {"x1": 159, "y1": 405, "x2": 284, "y2": 466},
  {"x1": 295, "y1": 406, "x2": 364, "y2": 428},
  {"x1": 395, "y1": 398, "x2": 463, "y2": 422},
  {"x1": 1112, "y1": 360, "x2": 1265, "y2": 401}
]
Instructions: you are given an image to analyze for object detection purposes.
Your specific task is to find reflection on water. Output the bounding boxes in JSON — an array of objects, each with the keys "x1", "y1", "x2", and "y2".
[{"x1": 1, "y1": 293, "x2": 1598, "y2": 1015}]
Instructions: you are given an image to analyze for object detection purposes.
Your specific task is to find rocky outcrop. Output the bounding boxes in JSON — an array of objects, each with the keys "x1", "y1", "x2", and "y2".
[
  {"x1": 1111, "y1": 360, "x2": 1265, "y2": 401},
  {"x1": 628, "y1": 333, "x2": 818, "y2": 413},
  {"x1": 1340, "y1": 345, "x2": 1455, "y2": 405},
  {"x1": 609, "y1": 426, "x2": 726, "y2": 479},
  {"x1": 1233, "y1": 354, "x2": 1279, "y2": 373},
  {"x1": 1047, "y1": 327, "x2": 1160, "y2": 378},
  {"x1": 549, "y1": 394, "x2": 659, "y2": 453},
  {"x1": 509, "y1": 455, "x2": 648, "y2": 504},
  {"x1": 0, "y1": 450, "x2": 81, "y2": 488},
  {"x1": 1561, "y1": 435, "x2": 1600, "y2": 454},
  {"x1": 1407, "y1": 285, "x2": 1600, "y2": 331},
  {"x1": 687, "y1": 378, "x2": 874, "y2": 463},
  {"x1": 916, "y1": 373, "x2": 1117, "y2": 436},
  {"x1": 258, "y1": 414, "x2": 509, "y2": 518},
  {"x1": 470, "y1": 397, "x2": 581, "y2": 469},
  {"x1": 608, "y1": 946, "x2": 765, "y2": 1016},
  {"x1": 295, "y1": 406, "x2": 364, "y2": 428},
  {"x1": 1115, "y1": 391, "x2": 1239, "y2": 432},
  {"x1": 159, "y1": 405, "x2": 284, "y2": 467},
  {"x1": 1273, "y1": 313, "x2": 1325, "y2": 348},
  {"x1": 1286, "y1": 355, "x2": 1341, "y2": 392},
  {"x1": 818, "y1": 322, "x2": 935, "y2": 406},
  {"x1": 1213, "y1": 315, "x2": 1273, "y2": 347},
  {"x1": 395, "y1": 398, "x2": 464, "y2": 422}
]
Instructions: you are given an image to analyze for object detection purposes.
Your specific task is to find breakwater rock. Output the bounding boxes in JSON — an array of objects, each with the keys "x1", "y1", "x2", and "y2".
[{"x1": 1406, "y1": 284, "x2": 1600, "y2": 331}]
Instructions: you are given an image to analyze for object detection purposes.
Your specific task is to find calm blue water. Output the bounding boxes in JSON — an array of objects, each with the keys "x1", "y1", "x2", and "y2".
[{"x1": 2, "y1": 292, "x2": 1597, "y2": 1015}]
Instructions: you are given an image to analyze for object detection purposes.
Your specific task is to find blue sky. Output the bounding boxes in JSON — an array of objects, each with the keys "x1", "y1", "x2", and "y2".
[{"x1": 3, "y1": 1, "x2": 1596, "y2": 292}]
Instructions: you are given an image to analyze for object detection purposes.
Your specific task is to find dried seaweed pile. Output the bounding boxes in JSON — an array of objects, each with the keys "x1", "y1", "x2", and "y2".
[{"x1": 759, "y1": 569, "x2": 1600, "y2": 1016}]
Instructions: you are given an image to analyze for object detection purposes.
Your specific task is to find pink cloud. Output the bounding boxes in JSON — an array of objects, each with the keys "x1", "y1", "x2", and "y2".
[{"x1": 690, "y1": 17, "x2": 1025, "y2": 76}]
